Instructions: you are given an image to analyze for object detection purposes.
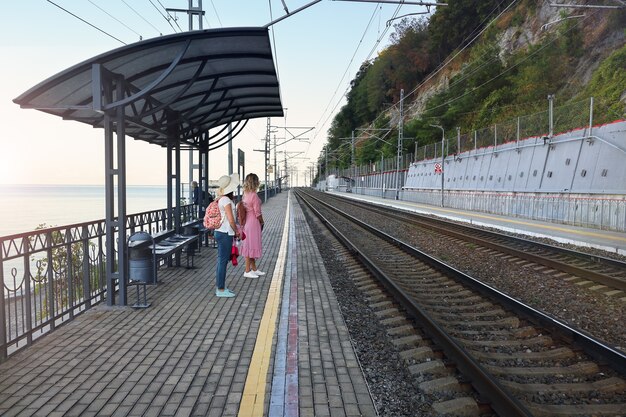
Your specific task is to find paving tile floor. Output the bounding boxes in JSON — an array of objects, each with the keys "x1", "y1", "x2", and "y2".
[{"x1": 0, "y1": 191, "x2": 377, "y2": 417}]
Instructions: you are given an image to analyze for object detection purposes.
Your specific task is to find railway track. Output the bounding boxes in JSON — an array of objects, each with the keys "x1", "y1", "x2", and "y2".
[
  {"x1": 296, "y1": 189, "x2": 626, "y2": 417},
  {"x1": 317, "y1": 191, "x2": 626, "y2": 295}
]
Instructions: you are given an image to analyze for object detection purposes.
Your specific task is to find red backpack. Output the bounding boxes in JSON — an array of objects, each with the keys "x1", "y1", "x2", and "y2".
[{"x1": 203, "y1": 198, "x2": 223, "y2": 229}]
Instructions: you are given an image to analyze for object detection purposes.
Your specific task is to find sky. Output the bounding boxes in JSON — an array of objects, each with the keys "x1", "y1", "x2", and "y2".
[{"x1": 0, "y1": 0, "x2": 434, "y2": 187}]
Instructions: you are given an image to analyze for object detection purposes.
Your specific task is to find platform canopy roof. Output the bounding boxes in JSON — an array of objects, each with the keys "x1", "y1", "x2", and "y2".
[{"x1": 14, "y1": 27, "x2": 284, "y2": 148}]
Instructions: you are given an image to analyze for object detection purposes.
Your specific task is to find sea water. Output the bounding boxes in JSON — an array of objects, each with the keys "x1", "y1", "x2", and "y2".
[{"x1": 0, "y1": 184, "x2": 182, "y2": 237}]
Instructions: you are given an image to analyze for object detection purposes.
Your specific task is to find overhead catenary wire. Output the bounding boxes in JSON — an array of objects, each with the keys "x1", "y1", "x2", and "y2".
[
  {"x1": 121, "y1": 0, "x2": 164, "y2": 35},
  {"x1": 268, "y1": 0, "x2": 281, "y2": 84},
  {"x1": 309, "y1": 6, "x2": 401, "y2": 142},
  {"x1": 310, "y1": 4, "x2": 382, "y2": 136},
  {"x1": 209, "y1": 0, "x2": 223, "y2": 27},
  {"x1": 314, "y1": 0, "x2": 519, "y2": 166},
  {"x1": 307, "y1": 2, "x2": 403, "y2": 158},
  {"x1": 46, "y1": 0, "x2": 127, "y2": 45},
  {"x1": 154, "y1": 0, "x2": 183, "y2": 32},
  {"x1": 87, "y1": 0, "x2": 143, "y2": 39}
]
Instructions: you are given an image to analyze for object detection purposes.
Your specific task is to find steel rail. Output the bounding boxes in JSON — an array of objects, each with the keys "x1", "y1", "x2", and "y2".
[
  {"x1": 299, "y1": 189, "x2": 626, "y2": 372},
  {"x1": 325, "y1": 192, "x2": 626, "y2": 292},
  {"x1": 295, "y1": 190, "x2": 534, "y2": 417}
]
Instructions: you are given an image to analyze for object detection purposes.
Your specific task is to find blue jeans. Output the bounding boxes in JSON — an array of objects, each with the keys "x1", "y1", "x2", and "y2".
[{"x1": 214, "y1": 231, "x2": 233, "y2": 290}]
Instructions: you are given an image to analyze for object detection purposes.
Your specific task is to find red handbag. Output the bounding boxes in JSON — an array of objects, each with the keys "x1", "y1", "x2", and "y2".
[{"x1": 231, "y1": 242, "x2": 239, "y2": 266}]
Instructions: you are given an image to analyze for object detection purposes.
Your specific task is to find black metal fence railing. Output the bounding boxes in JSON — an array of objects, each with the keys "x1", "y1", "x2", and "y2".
[{"x1": 0, "y1": 204, "x2": 196, "y2": 362}]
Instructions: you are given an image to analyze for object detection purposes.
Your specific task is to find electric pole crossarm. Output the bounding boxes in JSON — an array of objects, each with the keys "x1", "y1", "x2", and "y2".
[
  {"x1": 265, "y1": 0, "x2": 323, "y2": 27},
  {"x1": 285, "y1": 127, "x2": 314, "y2": 140},
  {"x1": 333, "y1": 0, "x2": 448, "y2": 6},
  {"x1": 549, "y1": 2, "x2": 625, "y2": 9}
]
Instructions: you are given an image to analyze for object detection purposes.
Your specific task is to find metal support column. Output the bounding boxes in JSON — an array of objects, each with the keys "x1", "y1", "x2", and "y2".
[
  {"x1": 175, "y1": 139, "x2": 181, "y2": 235},
  {"x1": 167, "y1": 137, "x2": 174, "y2": 232},
  {"x1": 196, "y1": 146, "x2": 202, "y2": 218},
  {"x1": 202, "y1": 145, "x2": 209, "y2": 208},
  {"x1": 166, "y1": 125, "x2": 181, "y2": 267},
  {"x1": 98, "y1": 64, "x2": 117, "y2": 307},
  {"x1": 115, "y1": 77, "x2": 128, "y2": 306},
  {"x1": 0, "y1": 250, "x2": 5, "y2": 361},
  {"x1": 96, "y1": 64, "x2": 128, "y2": 306},
  {"x1": 103, "y1": 101, "x2": 116, "y2": 306}
]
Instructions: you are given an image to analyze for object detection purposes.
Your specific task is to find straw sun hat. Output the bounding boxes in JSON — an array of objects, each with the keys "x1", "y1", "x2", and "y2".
[{"x1": 218, "y1": 173, "x2": 240, "y2": 195}]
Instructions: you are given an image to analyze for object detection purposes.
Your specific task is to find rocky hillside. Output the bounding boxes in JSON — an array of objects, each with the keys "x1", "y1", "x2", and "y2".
[
  {"x1": 408, "y1": 1, "x2": 625, "y2": 118},
  {"x1": 323, "y1": 0, "x2": 626, "y2": 168}
]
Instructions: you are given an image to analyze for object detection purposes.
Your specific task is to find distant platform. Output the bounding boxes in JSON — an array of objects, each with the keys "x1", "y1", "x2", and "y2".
[{"x1": 330, "y1": 190, "x2": 626, "y2": 256}]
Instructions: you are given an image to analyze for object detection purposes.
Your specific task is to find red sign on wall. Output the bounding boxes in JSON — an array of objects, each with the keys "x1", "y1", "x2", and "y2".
[{"x1": 434, "y1": 163, "x2": 442, "y2": 173}]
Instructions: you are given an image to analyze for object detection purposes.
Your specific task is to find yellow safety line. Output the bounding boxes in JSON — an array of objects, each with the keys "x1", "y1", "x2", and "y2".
[
  {"x1": 238, "y1": 193, "x2": 291, "y2": 417},
  {"x1": 386, "y1": 199, "x2": 626, "y2": 244}
]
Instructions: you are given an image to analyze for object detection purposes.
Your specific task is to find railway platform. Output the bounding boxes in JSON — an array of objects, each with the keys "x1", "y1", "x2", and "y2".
[
  {"x1": 0, "y1": 191, "x2": 377, "y2": 417},
  {"x1": 333, "y1": 191, "x2": 626, "y2": 256}
]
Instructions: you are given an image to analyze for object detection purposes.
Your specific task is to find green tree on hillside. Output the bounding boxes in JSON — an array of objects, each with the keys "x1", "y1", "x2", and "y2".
[{"x1": 428, "y1": 0, "x2": 506, "y2": 61}]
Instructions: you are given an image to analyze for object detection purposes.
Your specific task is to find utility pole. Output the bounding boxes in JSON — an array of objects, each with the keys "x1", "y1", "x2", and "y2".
[
  {"x1": 284, "y1": 151, "x2": 288, "y2": 188},
  {"x1": 277, "y1": 108, "x2": 286, "y2": 189},
  {"x1": 167, "y1": 0, "x2": 205, "y2": 30},
  {"x1": 396, "y1": 88, "x2": 404, "y2": 200},
  {"x1": 265, "y1": 118, "x2": 270, "y2": 202},
  {"x1": 325, "y1": 146, "x2": 328, "y2": 179},
  {"x1": 273, "y1": 134, "x2": 278, "y2": 189},
  {"x1": 351, "y1": 130, "x2": 355, "y2": 191},
  {"x1": 268, "y1": 113, "x2": 312, "y2": 190},
  {"x1": 170, "y1": 1, "x2": 206, "y2": 199},
  {"x1": 254, "y1": 118, "x2": 272, "y2": 203}
]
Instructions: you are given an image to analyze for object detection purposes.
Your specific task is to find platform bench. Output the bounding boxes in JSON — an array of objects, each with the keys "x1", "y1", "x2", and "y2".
[
  {"x1": 182, "y1": 219, "x2": 216, "y2": 249},
  {"x1": 127, "y1": 229, "x2": 199, "y2": 308},
  {"x1": 128, "y1": 228, "x2": 199, "y2": 282},
  {"x1": 151, "y1": 229, "x2": 199, "y2": 269}
]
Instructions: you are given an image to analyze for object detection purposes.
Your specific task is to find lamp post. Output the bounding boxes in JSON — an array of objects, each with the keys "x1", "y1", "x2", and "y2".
[{"x1": 430, "y1": 125, "x2": 445, "y2": 207}]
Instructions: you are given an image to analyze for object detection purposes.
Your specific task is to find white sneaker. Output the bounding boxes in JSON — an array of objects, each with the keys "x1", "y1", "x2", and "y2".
[
  {"x1": 243, "y1": 271, "x2": 259, "y2": 278},
  {"x1": 253, "y1": 270, "x2": 266, "y2": 276}
]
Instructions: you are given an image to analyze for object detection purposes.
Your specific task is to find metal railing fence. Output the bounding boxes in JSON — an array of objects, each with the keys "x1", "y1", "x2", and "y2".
[
  {"x1": 398, "y1": 190, "x2": 626, "y2": 234},
  {"x1": 1, "y1": 204, "x2": 195, "y2": 362}
]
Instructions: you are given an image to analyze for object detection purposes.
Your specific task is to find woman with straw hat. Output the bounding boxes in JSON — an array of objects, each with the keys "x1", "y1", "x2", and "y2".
[{"x1": 213, "y1": 173, "x2": 240, "y2": 298}]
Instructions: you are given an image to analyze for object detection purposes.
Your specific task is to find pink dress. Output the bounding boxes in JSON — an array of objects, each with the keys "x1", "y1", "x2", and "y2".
[{"x1": 241, "y1": 191, "x2": 262, "y2": 258}]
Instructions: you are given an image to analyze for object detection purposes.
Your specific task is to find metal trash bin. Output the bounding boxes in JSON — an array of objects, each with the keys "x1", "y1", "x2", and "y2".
[
  {"x1": 128, "y1": 231, "x2": 156, "y2": 284},
  {"x1": 183, "y1": 225, "x2": 198, "y2": 255},
  {"x1": 127, "y1": 231, "x2": 156, "y2": 309}
]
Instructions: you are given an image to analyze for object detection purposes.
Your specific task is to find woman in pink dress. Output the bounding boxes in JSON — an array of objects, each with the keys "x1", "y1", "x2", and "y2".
[{"x1": 241, "y1": 173, "x2": 265, "y2": 278}]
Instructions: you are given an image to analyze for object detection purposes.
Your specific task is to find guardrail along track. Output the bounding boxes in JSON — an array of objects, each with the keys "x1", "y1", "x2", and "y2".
[
  {"x1": 321, "y1": 192, "x2": 626, "y2": 294},
  {"x1": 296, "y1": 189, "x2": 626, "y2": 417}
]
